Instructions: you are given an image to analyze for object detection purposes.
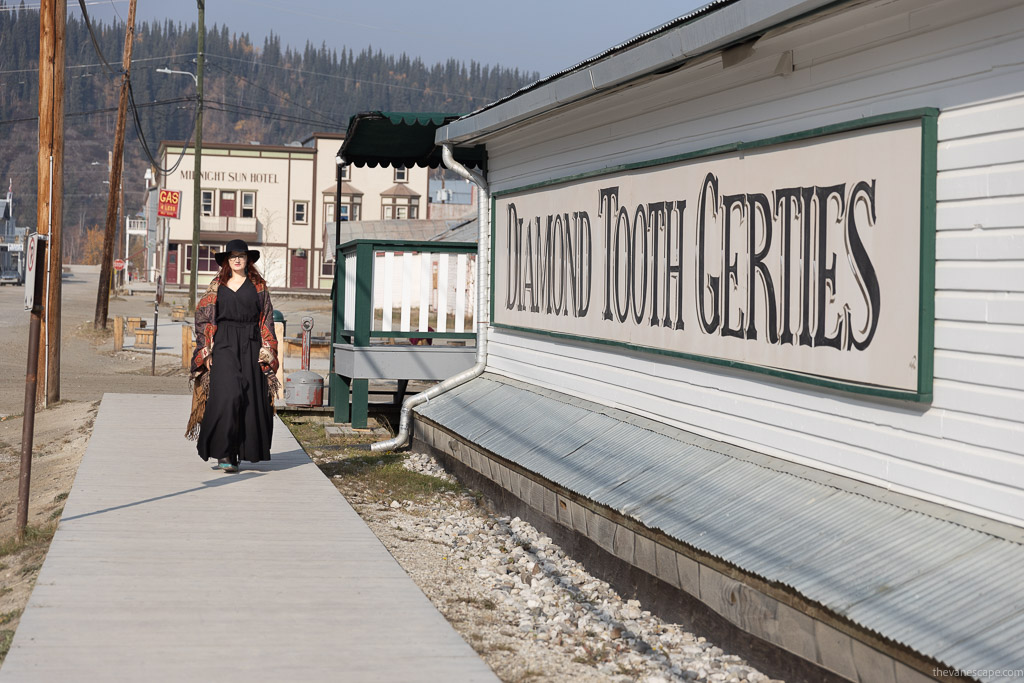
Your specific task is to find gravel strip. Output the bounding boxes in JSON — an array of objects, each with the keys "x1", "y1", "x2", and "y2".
[{"x1": 335, "y1": 451, "x2": 781, "y2": 683}]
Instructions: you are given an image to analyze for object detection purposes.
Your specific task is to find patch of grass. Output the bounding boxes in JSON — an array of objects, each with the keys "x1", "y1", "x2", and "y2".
[
  {"x1": 48, "y1": 508, "x2": 64, "y2": 521},
  {"x1": 0, "y1": 629, "x2": 13, "y2": 662},
  {"x1": 0, "y1": 611, "x2": 19, "y2": 627},
  {"x1": 18, "y1": 564, "x2": 41, "y2": 577},
  {"x1": 319, "y1": 453, "x2": 459, "y2": 502},
  {"x1": 0, "y1": 524, "x2": 57, "y2": 559},
  {"x1": 53, "y1": 492, "x2": 69, "y2": 504}
]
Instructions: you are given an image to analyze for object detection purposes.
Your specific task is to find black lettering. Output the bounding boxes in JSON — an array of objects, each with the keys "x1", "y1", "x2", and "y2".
[
  {"x1": 666, "y1": 200, "x2": 685, "y2": 331},
  {"x1": 647, "y1": 202, "x2": 666, "y2": 327},
  {"x1": 505, "y1": 203, "x2": 519, "y2": 311},
  {"x1": 613, "y1": 206, "x2": 631, "y2": 324},
  {"x1": 746, "y1": 193, "x2": 778, "y2": 343},
  {"x1": 630, "y1": 205, "x2": 648, "y2": 324},
  {"x1": 774, "y1": 188, "x2": 801, "y2": 345},
  {"x1": 721, "y1": 194, "x2": 745, "y2": 339},
  {"x1": 575, "y1": 211, "x2": 592, "y2": 318},
  {"x1": 846, "y1": 180, "x2": 880, "y2": 350},
  {"x1": 599, "y1": 187, "x2": 619, "y2": 321},
  {"x1": 814, "y1": 184, "x2": 845, "y2": 349},
  {"x1": 697, "y1": 173, "x2": 721, "y2": 334},
  {"x1": 524, "y1": 218, "x2": 537, "y2": 313},
  {"x1": 798, "y1": 187, "x2": 815, "y2": 347}
]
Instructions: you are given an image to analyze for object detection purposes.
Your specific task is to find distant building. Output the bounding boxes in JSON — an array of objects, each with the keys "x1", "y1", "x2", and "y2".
[
  {"x1": 0, "y1": 182, "x2": 24, "y2": 274},
  {"x1": 155, "y1": 133, "x2": 429, "y2": 291}
]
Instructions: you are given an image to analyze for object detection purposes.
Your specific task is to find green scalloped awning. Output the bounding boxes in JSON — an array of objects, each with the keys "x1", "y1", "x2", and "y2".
[{"x1": 338, "y1": 111, "x2": 486, "y2": 170}]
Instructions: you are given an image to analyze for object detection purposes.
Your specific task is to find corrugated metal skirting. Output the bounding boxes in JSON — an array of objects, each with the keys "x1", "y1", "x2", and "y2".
[{"x1": 416, "y1": 374, "x2": 1024, "y2": 683}]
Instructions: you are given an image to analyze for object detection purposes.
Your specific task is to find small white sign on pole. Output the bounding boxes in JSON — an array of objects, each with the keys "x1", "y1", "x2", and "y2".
[{"x1": 24, "y1": 234, "x2": 46, "y2": 312}]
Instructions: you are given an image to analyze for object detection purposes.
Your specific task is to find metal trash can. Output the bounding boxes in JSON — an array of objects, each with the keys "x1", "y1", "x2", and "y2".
[
  {"x1": 284, "y1": 369, "x2": 323, "y2": 407},
  {"x1": 284, "y1": 316, "x2": 323, "y2": 406}
]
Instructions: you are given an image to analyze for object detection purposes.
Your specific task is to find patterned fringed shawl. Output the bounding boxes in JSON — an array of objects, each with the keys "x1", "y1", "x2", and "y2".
[{"x1": 185, "y1": 276, "x2": 281, "y2": 440}]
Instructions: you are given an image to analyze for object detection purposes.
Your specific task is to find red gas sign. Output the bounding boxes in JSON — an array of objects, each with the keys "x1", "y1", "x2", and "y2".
[{"x1": 157, "y1": 189, "x2": 181, "y2": 218}]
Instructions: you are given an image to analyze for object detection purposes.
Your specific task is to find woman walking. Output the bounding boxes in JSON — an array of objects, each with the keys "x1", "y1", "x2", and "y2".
[{"x1": 187, "y1": 239, "x2": 280, "y2": 472}]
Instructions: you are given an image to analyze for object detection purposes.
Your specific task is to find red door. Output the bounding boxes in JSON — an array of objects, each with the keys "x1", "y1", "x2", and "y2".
[
  {"x1": 219, "y1": 191, "x2": 236, "y2": 217},
  {"x1": 167, "y1": 248, "x2": 178, "y2": 284},
  {"x1": 290, "y1": 250, "x2": 307, "y2": 289}
]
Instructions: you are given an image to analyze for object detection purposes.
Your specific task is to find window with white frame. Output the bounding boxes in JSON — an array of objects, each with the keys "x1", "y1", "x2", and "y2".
[
  {"x1": 241, "y1": 191, "x2": 256, "y2": 218},
  {"x1": 185, "y1": 244, "x2": 220, "y2": 272},
  {"x1": 200, "y1": 190, "x2": 214, "y2": 216},
  {"x1": 321, "y1": 254, "x2": 335, "y2": 277},
  {"x1": 340, "y1": 164, "x2": 350, "y2": 181},
  {"x1": 381, "y1": 197, "x2": 418, "y2": 220},
  {"x1": 394, "y1": 166, "x2": 408, "y2": 183},
  {"x1": 323, "y1": 201, "x2": 334, "y2": 224},
  {"x1": 293, "y1": 201, "x2": 308, "y2": 224}
]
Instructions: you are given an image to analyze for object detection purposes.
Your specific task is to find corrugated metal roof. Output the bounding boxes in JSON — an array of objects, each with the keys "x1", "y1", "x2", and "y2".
[{"x1": 416, "y1": 374, "x2": 1024, "y2": 682}]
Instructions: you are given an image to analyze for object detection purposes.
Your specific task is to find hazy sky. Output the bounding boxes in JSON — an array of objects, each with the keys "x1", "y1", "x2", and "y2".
[{"x1": 79, "y1": 0, "x2": 709, "y2": 77}]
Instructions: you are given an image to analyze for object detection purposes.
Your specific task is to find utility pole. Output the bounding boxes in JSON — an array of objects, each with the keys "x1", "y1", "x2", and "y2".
[
  {"x1": 36, "y1": 0, "x2": 65, "y2": 406},
  {"x1": 189, "y1": 0, "x2": 205, "y2": 312},
  {"x1": 94, "y1": 0, "x2": 137, "y2": 330}
]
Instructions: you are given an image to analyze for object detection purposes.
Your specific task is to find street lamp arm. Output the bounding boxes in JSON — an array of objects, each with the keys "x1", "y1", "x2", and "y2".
[{"x1": 155, "y1": 67, "x2": 198, "y2": 87}]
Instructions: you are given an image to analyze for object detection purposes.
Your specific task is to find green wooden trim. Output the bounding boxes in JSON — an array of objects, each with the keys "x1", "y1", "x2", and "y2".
[
  {"x1": 354, "y1": 242, "x2": 374, "y2": 348},
  {"x1": 492, "y1": 108, "x2": 941, "y2": 198},
  {"x1": 229, "y1": 149, "x2": 261, "y2": 157},
  {"x1": 494, "y1": 322, "x2": 927, "y2": 403},
  {"x1": 918, "y1": 113, "x2": 938, "y2": 400},
  {"x1": 487, "y1": 109, "x2": 940, "y2": 403},
  {"x1": 339, "y1": 238, "x2": 477, "y2": 254},
  {"x1": 368, "y1": 331, "x2": 476, "y2": 339},
  {"x1": 490, "y1": 193, "x2": 497, "y2": 325}
]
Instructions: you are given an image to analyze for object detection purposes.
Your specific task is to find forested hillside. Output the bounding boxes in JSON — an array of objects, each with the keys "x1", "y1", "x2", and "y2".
[{"x1": 0, "y1": 2, "x2": 537, "y2": 260}]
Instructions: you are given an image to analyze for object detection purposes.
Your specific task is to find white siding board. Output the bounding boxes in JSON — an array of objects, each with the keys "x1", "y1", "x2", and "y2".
[
  {"x1": 932, "y1": 380, "x2": 1024, "y2": 424},
  {"x1": 936, "y1": 197, "x2": 1024, "y2": 231},
  {"x1": 936, "y1": 163, "x2": 1024, "y2": 202},
  {"x1": 935, "y1": 262, "x2": 1024, "y2": 292},
  {"x1": 937, "y1": 94, "x2": 1024, "y2": 140},
  {"x1": 936, "y1": 229, "x2": 1024, "y2": 261},
  {"x1": 933, "y1": 351, "x2": 1024, "y2": 393},
  {"x1": 938, "y1": 129, "x2": 1024, "y2": 171},
  {"x1": 935, "y1": 292, "x2": 1024, "y2": 325},
  {"x1": 476, "y1": 0, "x2": 1024, "y2": 525},
  {"x1": 934, "y1": 321, "x2": 1024, "y2": 358}
]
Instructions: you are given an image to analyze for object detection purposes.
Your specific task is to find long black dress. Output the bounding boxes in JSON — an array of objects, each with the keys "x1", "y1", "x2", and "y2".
[{"x1": 197, "y1": 278, "x2": 273, "y2": 464}]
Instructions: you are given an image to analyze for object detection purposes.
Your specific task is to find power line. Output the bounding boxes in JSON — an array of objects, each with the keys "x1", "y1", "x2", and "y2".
[
  {"x1": 207, "y1": 52, "x2": 483, "y2": 101},
  {"x1": 206, "y1": 61, "x2": 336, "y2": 128},
  {"x1": 75, "y1": 0, "x2": 120, "y2": 76},
  {"x1": 0, "y1": 96, "x2": 193, "y2": 126},
  {"x1": 0, "y1": 54, "x2": 201, "y2": 76}
]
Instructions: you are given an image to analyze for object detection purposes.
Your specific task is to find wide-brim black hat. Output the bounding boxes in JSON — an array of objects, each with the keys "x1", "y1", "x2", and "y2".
[{"x1": 215, "y1": 239, "x2": 260, "y2": 266}]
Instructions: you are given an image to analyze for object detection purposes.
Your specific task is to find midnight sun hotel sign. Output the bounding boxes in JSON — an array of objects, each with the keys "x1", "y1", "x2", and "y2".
[{"x1": 492, "y1": 113, "x2": 937, "y2": 401}]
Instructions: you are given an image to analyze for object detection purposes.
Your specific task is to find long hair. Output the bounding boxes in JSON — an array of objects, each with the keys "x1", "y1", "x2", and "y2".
[{"x1": 216, "y1": 257, "x2": 267, "y2": 287}]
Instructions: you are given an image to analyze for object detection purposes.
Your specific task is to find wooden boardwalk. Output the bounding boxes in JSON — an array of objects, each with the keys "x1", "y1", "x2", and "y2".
[{"x1": 0, "y1": 394, "x2": 496, "y2": 682}]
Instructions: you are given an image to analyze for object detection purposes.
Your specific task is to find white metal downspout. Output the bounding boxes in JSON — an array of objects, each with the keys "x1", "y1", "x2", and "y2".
[{"x1": 370, "y1": 144, "x2": 489, "y2": 452}]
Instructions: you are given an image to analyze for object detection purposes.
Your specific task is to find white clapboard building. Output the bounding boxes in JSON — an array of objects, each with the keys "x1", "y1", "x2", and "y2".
[{"x1": 399, "y1": 1, "x2": 1024, "y2": 681}]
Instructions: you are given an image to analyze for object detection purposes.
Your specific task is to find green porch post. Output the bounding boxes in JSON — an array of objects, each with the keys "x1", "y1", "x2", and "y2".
[
  {"x1": 351, "y1": 242, "x2": 373, "y2": 429},
  {"x1": 331, "y1": 246, "x2": 350, "y2": 424}
]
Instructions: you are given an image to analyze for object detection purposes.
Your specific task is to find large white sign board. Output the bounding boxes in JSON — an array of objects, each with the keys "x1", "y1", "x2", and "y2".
[{"x1": 493, "y1": 117, "x2": 935, "y2": 399}]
